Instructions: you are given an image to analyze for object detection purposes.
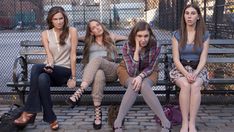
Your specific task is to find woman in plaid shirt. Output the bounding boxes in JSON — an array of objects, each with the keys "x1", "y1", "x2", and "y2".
[{"x1": 113, "y1": 21, "x2": 171, "y2": 132}]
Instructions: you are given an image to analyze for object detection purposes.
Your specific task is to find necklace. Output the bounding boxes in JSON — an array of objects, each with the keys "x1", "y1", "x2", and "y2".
[{"x1": 53, "y1": 28, "x2": 60, "y2": 52}]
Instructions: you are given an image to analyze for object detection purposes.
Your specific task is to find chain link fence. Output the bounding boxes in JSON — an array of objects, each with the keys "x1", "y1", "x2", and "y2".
[{"x1": 0, "y1": 0, "x2": 234, "y2": 102}]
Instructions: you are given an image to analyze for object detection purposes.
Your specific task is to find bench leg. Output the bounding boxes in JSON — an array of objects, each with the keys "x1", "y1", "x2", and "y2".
[
  {"x1": 14, "y1": 86, "x2": 26, "y2": 105},
  {"x1": 165, "y1": 86, "x2": 170, "y2": 104},
  {"x1": 19, "y1": 90, "x2": 26, "y2": 105}
]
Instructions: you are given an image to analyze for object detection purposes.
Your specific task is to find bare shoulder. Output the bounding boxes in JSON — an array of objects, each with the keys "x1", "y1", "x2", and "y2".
[
  {"x1": 69, "y1": 27, "x2": 77, "y2": 33},
  {"x1": 171, "y1": 36, "x2": 178, "y2": 44},
  {"x1": 109, "y1": 32, "x2": 115, "y2": 39},
  {"x1": 41, "y1": 30, "x2": 47, "y2": 35},
  {"x1": 41, "y1": 30, "x2": 48, "y2": 39}
]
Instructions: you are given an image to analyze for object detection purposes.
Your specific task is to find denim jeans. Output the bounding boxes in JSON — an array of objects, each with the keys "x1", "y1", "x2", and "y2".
[{"x1": 24, "y1": 64, "x2": 71, "y2": 123}]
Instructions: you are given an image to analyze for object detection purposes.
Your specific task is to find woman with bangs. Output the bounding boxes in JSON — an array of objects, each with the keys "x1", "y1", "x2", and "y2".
[
  {"x1": 14, "y1": 6, "x2": 78, "y2": 130},
  {"x1": 66, "y1": 19, "x2": 127, "y2": 129},
  {"x1": 113, "y1": 21, "x2": 171, "y2": 132},
  {"x1": 169, "y1": 3, "x2": 210, "y2": 132}
]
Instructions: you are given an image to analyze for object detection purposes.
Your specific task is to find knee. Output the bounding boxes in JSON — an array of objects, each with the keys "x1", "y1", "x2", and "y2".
[
  {"x1": 31, "y1": 64, "x2": 42, "y2": 73},
  {"x1": 127, "y1": 84, "x2": 139, "y2": 93},
  {"x1": 191, "y1": 82, "x2": 202, "y2": 93},
  {"x1": 179, "y1": 82, "x2": 191, "y2": 92},
  {"x1": 38, "y1": 73, "x2": 50, "y2": 84},
  {"x1": 95, "y1": 70, "x2": 105, "y2": 82},
  {"x1": 141, "y1": 80, "x2": 153, "y2": 91}
]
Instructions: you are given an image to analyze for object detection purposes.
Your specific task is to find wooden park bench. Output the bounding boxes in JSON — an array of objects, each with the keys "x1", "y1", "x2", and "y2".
[
  {"x1": 6, "y1": 40, "x2": 173, "y2": 104},
  {"x1": 6, "y1": 39, "x2": 234, "y2": 104}
]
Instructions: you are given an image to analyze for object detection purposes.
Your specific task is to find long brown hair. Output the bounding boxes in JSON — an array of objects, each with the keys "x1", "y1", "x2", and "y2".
[
  {"x1": 82, "y1": 19, "x2": 117, "y2": 65},
  {"x1": 46, "y1": 6, "x2": 69, "y2": 46},
  {"x1": 128, "y1": 21, "x2": 157, "y2": 49},
  {"x1": 179, "y1": 3, "x2": 206, "y2": 49}
]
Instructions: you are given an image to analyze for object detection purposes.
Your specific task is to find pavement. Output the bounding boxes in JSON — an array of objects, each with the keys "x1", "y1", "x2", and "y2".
[{"x1": 0, "y1": 104, "x2": 234, "y2": 132}]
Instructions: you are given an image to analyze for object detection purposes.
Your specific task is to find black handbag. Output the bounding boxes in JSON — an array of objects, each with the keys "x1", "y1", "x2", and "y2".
[
  {"x1": 107, "y1": 105, "x2": 120, "y2": 127},
  {"x1": 0, "y1": 104, "x2": 24, "y2": 132}
]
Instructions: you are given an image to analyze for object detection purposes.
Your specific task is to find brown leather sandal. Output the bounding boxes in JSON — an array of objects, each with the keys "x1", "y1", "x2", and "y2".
[{"x1": 50, "y1": 120, "x2": 59, "y2": 130}]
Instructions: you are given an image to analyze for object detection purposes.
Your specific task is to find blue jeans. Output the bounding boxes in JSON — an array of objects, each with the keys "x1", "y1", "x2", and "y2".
[{"x1": 24, "y1": 64, "x2": 71, "y2": 123}]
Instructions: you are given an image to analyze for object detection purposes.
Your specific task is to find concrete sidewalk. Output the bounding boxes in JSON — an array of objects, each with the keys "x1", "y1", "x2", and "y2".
[{"x1": 0, "y1": 104, "x2": 234, "y2": 132}]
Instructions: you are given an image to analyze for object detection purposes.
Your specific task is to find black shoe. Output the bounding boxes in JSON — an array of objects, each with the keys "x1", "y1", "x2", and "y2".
[
  {"x1": 112, "y1": 119, "x2": 124, "y2": 131},
  {"x1": 93, "y1": 105, "x2": 102, "y2": 130},
  {"x1": 161, "y1": 124, "x2": 172, "y2": 132},
  {"x1": 66, "y1": 88, "x2": 83, "y2": 108},
  {"x1": 113, "y1": 126, "x2": 123, "y2": 131}
]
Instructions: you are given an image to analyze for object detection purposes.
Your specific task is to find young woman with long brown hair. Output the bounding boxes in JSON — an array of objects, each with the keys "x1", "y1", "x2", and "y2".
[
  {"x1": 170, "y1": 3, "x2": 210, "y2": 132},
  {"x1": 13, "y1": 6, "x2": 78, "y2": 130},
  {"x1": 66, "y1": 19, "x2": 127, "y2": 130}
]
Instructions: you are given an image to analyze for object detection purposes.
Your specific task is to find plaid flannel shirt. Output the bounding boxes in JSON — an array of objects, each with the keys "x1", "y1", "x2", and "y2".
[{"x1": 122, "y1": 41, "x2": 160, "y2": 77}]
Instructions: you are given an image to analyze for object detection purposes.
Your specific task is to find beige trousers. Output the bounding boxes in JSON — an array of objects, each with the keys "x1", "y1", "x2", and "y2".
[{"x1": 82, "y1": 57, "x2": 118, "y2": 103}]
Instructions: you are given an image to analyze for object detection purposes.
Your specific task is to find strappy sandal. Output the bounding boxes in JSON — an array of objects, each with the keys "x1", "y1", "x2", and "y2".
[
  {"x1": 161, "y1": 125, "x2": 172, "y2": 132},
  {"x1": 66, "y1": 87, "x2": 84, "y2": 108},
  {"x1": 112, "y1": 119, "x2": 125, "y2": 132},
  {"x1": 113, "y1": 126, "x2": 123, "y2": 132},
  {"x1": 50, "y1": 120, "x2": 59, "y2": 130},
  {"x1": 93, "y1": 105, "x2": 102, "y2": 130}
]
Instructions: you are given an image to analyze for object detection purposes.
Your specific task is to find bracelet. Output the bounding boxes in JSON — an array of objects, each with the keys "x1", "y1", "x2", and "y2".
[
  {"x1": 138, "y1": 75, "x2": 143, "y2": 80},
  {"x1": 71, "y1": 76, "x2": 76, "y2": 80},
  {"x1": 139, "y1": 74, "x2": 144, "y2": 79}
]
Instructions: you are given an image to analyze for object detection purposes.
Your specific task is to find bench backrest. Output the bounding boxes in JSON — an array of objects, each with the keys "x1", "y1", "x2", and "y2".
[
  {"x1": 158, "y1": 39, "x2": 234, "y2": 63},
  {"x1": 19, "y1": 40, "x2": 170, "y2": 64}
]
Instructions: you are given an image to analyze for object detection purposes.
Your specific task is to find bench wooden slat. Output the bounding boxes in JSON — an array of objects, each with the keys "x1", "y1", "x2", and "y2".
[
  {"x1": 207, "y1": 58, "x2": 234, "y2": 63},
  {"x1": 208, "y1": 49, "x2": 234, "y2": 54},
  {"x1": 19, "y1": 49, "x2": 169, "y2": 57},
  {"x1": 20, "y1": 39, "x2": 234, "y2": 47},
  {"x1": 159, "y1": 39, "x2": 234, "y2": 45},
  {"x1": 166, "y1": 48, "x2": 234, "y2": 54},
  {"x1": 7, "y1": 79, "x2": 173, "y2": 88},
  {"x1": 20, "y1": 50, "x2": 46, "y2": 55},
  {"x1": 209, "y1": 39, "x2": 234, "y2": 45},
  {"x1": 20, "y1": 40, "x2": 42, "y2": 47},
  {"x1": 27, "y1": 59, "x2": 45, "y2": 64},
  {"x1": 209, "y1": 78, "x2": 234, "y2": 84}
]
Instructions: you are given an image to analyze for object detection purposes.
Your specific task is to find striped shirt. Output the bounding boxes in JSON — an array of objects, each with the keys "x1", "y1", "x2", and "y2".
[{"x1": 122, "y1": 41, "x2": 160, "y2": 77}]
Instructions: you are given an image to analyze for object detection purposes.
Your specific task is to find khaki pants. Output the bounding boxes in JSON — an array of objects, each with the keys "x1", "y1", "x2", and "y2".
[{"x1": 82, "y1": 57, "x2": 118, "y2": 103}]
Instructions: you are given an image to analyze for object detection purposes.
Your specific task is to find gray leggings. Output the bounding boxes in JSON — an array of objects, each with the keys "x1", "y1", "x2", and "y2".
[
  {"x1": 82, "y1": 57, "x2": 118, "y2": 103},
  {"x1": 114, "y1": 78, "x2": 168, "y2": 128}
]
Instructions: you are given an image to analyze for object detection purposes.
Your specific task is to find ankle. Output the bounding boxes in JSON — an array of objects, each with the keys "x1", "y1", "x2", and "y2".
[
  {"x1": 93, "y1": 105, "x2": 102, "y2": 129},
  {"x1": 81, "y1": 82, "x2": 88, "y2": 88},
  {"x1": 188, "y1": 124, "x2": 197, "y2": 131},
  {"x1": 113, "y1": 121, "x2": 123, "y2": 131},
  {"x1": 94, "y1": 105, "x2": 102, "y2": 122},
  {"x1": 161, "y1": 120, "x2": 171, "y2": 128},
  {"x1": 180, "y1": 125, "x2": 189, "y2": 132},
  {"x1": 182, "y1": 121, "x2": 188, "y2": 127},
  {"x1": 94, "y1": 102, "x2": 101, "y2": 107},
  {"x1": 113, "y1": 120, "x2": 122, "y2": 129}
]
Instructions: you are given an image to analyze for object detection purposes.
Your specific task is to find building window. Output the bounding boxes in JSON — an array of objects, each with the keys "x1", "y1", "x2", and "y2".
[{"x1": 80, "y1": 0, "x2": 100, "y2": 6}]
